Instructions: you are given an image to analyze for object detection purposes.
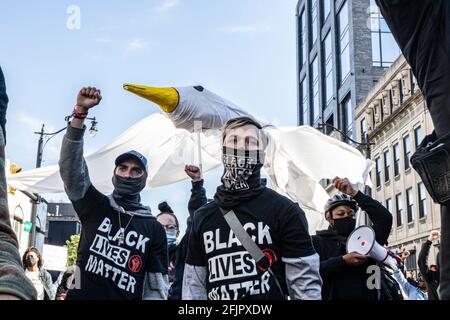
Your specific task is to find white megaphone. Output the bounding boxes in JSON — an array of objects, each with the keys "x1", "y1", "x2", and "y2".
[{"x1": 346, "y1": 226, "x2": 399, "y2": 270}]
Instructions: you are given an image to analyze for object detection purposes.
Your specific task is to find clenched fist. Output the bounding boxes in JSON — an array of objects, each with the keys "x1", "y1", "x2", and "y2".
[
  {"x1": 428, "y1": 230, "x2": 441, "y2": 242},
  {"x1": 76, "y1": 87, "x2": 102, "y2": 112},
  {"x1": 185, "y1": 165, "x2": 202, "y2": 182}
]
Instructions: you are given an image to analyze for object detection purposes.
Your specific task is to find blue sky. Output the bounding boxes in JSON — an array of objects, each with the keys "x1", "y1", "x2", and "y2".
[{"x1": 1, "y1": 0, "x2": 299, "y2": 235}]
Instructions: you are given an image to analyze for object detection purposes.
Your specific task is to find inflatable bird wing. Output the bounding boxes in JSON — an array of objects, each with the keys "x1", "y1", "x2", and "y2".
[{"x1": 8, "y1": 84, "x2": 371, "y2": 233}]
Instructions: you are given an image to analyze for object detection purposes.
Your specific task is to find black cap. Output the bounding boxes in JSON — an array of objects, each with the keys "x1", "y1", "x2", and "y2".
[{"x1": 115, "y1": 150, "x2": 148, "y2": 172}]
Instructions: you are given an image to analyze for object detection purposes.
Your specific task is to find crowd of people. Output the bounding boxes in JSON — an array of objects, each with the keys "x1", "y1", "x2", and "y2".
[{"x1": 0, "y1": 0, "x2": 449, "y2": 301}]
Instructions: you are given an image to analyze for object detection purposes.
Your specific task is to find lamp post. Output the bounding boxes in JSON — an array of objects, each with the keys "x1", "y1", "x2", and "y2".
[
  {"x1": 34, "y1": 117, "x2": 98, "y2": 168},
  {"x1": 316, "y1": 123, "x2": 373, "y2": 159},
  {"x1": 29, "y1": 117, "x2": 98, "y2": 247}
]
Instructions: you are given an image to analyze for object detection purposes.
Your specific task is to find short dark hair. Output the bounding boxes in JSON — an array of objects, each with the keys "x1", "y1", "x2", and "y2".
[
  {"x1": 22, "y1": 247, "x2": 43, "y2": 270},
  {"x1": 157, "y1": 202, "x2": 179, "y2": 229},
  {"x1": 222, "y1": 116, "x2": 269, "y2": 149}
]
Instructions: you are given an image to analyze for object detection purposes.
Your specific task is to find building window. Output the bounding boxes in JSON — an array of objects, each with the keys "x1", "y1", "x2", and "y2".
[
  {"x1": 360, "y1": 118, "x2": 367, "y2": 142},
  {"x1": 300, "y1": 10, "x2": 307, "y2": 67},
  {"x1": 369, "y1": 0, "x2": 401, "y2": 67},
  {"x1": 375, "y1": 157, "x2": 381, "y2": 188},
  {"x1": 403, "y1": 134, "x2": 411, "y2": 170},
  {"x1": 386, "y1": 198, "x2": 392, "y2": 213},
  {"x1": 323, "y1": 32, "x2": 334, "y2": 106},
  {"x1": 311, "y1": 0, "x2": 318, "y2": 45},
  {"x1": 396, "y1": 193, "x2": 403, "y2": 227},
  {"x1": 406, "y1": 187, "x2": 415, "y2": 223},
  {"x1": 393, "y1": 143, "x2": 400, "y2": 176},
  {"x1": 384, "y1": 149, "x2": 391, "y2": 182},
  {"x1": 323, "y1": 0, "x2": 332, "y2": 21},
  {"x1": 343, "y1": 95, "x2": 353, "y2": 140},
  {"x1": 338, "y1": 1, "x2": 350, "y2": 85},
  {"x1": 405, "y1": 251, "x2": 417, "y2": 275},
  {"x1": 312, "y1": 56, "x2": 320, "y2": 122},
  {"x1": 418, "y1": 182, "x2": 427, "y2": 219},
  {"x1": 301, "y1": 78, "x2": 309, "y2": 125},
  {"x1": 414, "y1": 126, "x2": 423, "y2": 149}
]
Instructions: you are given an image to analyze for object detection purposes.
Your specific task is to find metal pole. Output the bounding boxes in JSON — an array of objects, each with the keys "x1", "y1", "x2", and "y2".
[
  {"x1": 35, "y1": 124, "x2": 44, "y2": 168},
  {"x1": 31, "y1": 124, "x2": 45, "y2": 247},
  {"x1": 194, "y1": 120, "x2": 204, "y2": 179},
  {"x1": 29, "y1": 196, "x2": 38, "y2": 248}
]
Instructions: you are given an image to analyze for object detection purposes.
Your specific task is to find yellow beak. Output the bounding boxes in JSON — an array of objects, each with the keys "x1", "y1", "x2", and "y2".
[{"x1": 123, "y1": 83, "x2": 180, "y2": 113}]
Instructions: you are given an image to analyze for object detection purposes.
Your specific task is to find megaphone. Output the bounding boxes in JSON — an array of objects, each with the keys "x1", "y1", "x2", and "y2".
[{"x1": 346, "y1": 226, "x2": 399, "y2": 270}]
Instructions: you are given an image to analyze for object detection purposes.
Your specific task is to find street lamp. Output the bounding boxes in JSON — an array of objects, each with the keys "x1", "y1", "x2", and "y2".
[
  {"x1": 316, "y1": 123, "x2": 374, "y2": 159},
  {"x1": 29, "y1": 117, "x2": 98, "y2": 248},
  {"x1": 34, "y1": 117, "x2": 98, "y2": 168}
]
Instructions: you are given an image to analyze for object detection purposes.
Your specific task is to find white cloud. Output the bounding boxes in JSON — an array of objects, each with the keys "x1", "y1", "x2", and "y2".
[
  {"x1": 217, "y1": 25, "x2": 271, "y2": 34},
  {"x1": 155, "y1": 0, "x2": 180, "y2": 12}
]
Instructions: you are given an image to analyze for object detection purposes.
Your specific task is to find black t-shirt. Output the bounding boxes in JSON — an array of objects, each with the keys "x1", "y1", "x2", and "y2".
[
  {"x1": 186, "y1": 188, "x2": 315, "y2": 300},
  {"x1": 66, "y1": 185, "x2": 168, "y2": 300}
]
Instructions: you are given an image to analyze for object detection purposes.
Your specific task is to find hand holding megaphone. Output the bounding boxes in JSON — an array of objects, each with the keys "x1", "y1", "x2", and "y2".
[
  {"x1": 342, "y1": 252, "x2": 369, "y2": 266},
  {"x1": 346, "y1": 226, "x2": 400, "y2": 270}
]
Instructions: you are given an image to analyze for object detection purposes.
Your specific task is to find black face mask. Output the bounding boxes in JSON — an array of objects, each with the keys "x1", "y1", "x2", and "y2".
[
  {"x1": 214, "y1": 147, "x2": 266, "y2": 210},
  {"x1": 332, "y1": 217, "x2": 356, "y2": 238},
  {"x1": 25, "y1": 256, "x2": 37, "y2": 269},
  {"x1": 112, "y1": 171, "x2": 147, "y2": 210}
]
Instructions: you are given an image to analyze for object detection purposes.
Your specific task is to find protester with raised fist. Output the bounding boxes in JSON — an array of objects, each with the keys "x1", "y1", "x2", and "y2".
[{"x1": 59, "y1": 87, "x2": 168, "y2": 300}]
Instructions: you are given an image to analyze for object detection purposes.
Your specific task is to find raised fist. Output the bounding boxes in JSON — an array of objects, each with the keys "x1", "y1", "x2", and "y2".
[
  {"x1": 428, "y1": 230, "x2": 441, "y2": 242},
  {"x1": 76, "y1": 87, "x2": 102, "y2": 112},
  {"x1": 185, "y1": 165, "x2": 201, "y2": 182}
]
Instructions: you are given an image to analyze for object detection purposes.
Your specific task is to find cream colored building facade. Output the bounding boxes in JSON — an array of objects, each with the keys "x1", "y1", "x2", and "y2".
[{"x1": 355, "y1": 55, "x2": 440, "y2": 277}]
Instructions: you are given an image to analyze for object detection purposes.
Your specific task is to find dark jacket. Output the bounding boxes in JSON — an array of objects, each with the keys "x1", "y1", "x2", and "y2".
[
  {"x1": 0, "y1": 66, "x2": 7, "y2": 139},
  {"x1": 312, "y1": 191, "x2": 393, "y2": 300},
  {"x1": 168, "y1": 179, "x2": 207, "y2": 300},
  {"x1": 56, "y1": 266, "x2": 76, "y2": 299},
  {"x1": 376, "y1": 0, "x2": 450, "y2": 300},
  {"x1": 418, "y1": 240, "x2": 440, "y2": 300},
  {"x1": 0, "y1": 66, "x2": 37, "y2": 300}
]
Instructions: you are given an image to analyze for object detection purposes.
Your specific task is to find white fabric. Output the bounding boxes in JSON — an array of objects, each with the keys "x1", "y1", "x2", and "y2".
[
  {"x1": 169, "y1": 86, "x2": 251, "y2": 131},
  {"x1": 7, "y1": 113, "x2": 222, "y2": 194},
  {"x1": 25, "y1": 270, "x2": 44, "y2": 300},
  {"x1": 264, "y1": 126, "x2": 372, "y2": 233},
  {"x1": 7, "y1": 87, "x2": 372, "y2": 233}
]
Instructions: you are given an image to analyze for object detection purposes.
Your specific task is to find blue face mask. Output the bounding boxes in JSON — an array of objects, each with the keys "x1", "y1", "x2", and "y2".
[{"x1": 166, "y1": 232, "x2": 177, "y2": 248}]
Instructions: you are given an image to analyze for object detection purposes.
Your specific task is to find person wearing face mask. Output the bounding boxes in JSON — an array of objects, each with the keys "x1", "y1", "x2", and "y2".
[
  {"x1": 312, "y1": 177, "x2": 393, "y2": 300},
  {"x1": 59, "y1": 87, "x2": 168, "y2": 300},
  {"x1": 22, "y1": 247, "x2": 55, "y2": 300},
  {"x1": 156, "y1": 202, "x2": 180, "y2": 284},
  {"x1": 183, "y1": 116, "x2": 322, "y2": 300}
]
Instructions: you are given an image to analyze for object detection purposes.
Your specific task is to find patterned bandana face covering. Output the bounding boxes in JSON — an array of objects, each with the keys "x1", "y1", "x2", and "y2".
[{"x1": 221, "y1": 147, "x2": 264, "y2": 192}]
